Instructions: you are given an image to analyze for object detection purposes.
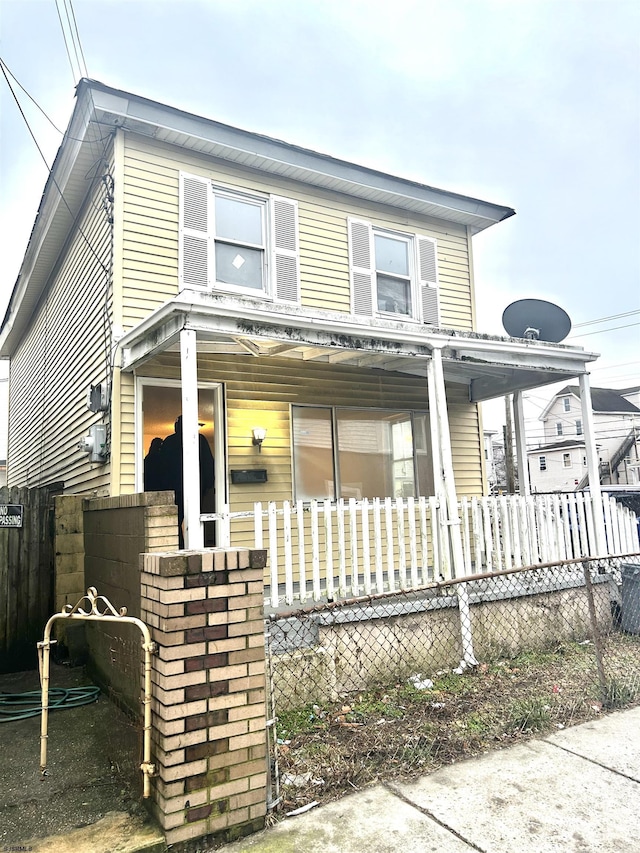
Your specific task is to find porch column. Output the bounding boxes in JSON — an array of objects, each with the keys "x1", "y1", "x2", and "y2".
[
  {"x1": 513, "y1": 391, "x2": 530, "y2": 496},
  {"x1": 180, "y1": 328, "x2": 204, "y2": 550},
  {"x1": 426, "y1": 358, "x2": 444, "y2": 504},
  {"x1": 579, "y1": 372, "x2": 607, "y2": 554},
  {"x1": 430, "y1": 347, "x2": 478, "y2": 668}
]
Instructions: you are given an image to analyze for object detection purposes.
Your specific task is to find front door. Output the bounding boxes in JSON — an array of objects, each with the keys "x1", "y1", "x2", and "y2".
[{"x1": 138, "y1": 379, "x2": 225, "y2": 546}]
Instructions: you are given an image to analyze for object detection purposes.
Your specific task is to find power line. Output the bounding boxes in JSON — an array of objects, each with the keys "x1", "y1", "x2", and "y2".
[
  {"x1": 54, "y1": 0, "x2": 88, "y2": 81},
  {"x1": 0, "y1": 57, "x2": 65, "y2": 134},
  {"x1": 569, "y1": 320, "x2": 640, "y2": 339},
  {"x1": 572, "y1": 309, "x2": 640, "y2": 328}
]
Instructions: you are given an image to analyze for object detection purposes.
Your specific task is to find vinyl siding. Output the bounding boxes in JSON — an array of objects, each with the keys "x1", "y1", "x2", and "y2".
[
  {"x1": 8, "y1": 164, "x2": 114, "y2": 492},
  {"x1": 120, "y1": 135, "x2": 473, "y2": 331},
  {"x1": 129, "y1": 354, "x2": 483, "y2": 507}
]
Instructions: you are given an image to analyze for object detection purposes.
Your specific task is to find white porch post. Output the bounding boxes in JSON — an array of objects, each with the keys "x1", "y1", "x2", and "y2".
[
  {"x1": 180, "y1": 328, "x2": 204, "y2": 550},
  {"x1": 579, "y1": 372, "x2": 607, "y2": 554},
  {"x1": 426, "y1": 358, "x2": 444, "y2": 503},
  {"x1": 513, "y1": 391, "x2": 530, "y2": 496},
  {"x1": 431, "y1": 347, "x2": 477, "y2": 667}
]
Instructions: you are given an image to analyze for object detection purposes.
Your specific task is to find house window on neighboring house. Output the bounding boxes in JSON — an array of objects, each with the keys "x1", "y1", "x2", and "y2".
[
  {"x1": 179, "y1": 172, "x2": 300, "y2": 303},
  {"x1": 563, "y1": 397, "x2": 571, "y2": 412},
  {"x1": 348, "y1": 218, "x2": 440, "y2": 325},
  {"x1": 576, "y1": 419, "x2": 583, "y2": 435},
  {"x1": 556, "y1": 423, "x2": 563, "y2": 436},
  {"x1": 583, "y1": 456, "x2": 587, "y2": 466},
  {"x1": 563, "y1": 453, "x2": 572, "y2": 468},
  {"x1": 539, "y1": 456, "x2": 547, "y2": 471},
  {"x1": 292, "y1": 406, "x2": 434, "y2": 501}
]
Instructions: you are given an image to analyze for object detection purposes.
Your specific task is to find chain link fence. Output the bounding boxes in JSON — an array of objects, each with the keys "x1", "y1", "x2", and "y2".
[{"x1": 265, "y1": 554, "x2": 640, "y2": 813}]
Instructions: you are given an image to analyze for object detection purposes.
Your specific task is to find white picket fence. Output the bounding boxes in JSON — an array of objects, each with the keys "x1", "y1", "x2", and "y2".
[{"x1": 215, "y1": 493, "x2": 639, "y2": 608}]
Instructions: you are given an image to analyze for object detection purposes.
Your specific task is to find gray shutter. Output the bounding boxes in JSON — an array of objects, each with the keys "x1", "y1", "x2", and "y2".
[
  {"x1": 271, "y1": 196, "x2": 299, "y2": 303},
  {"x1": 417, "y1": 235, "x2": 440, "y2": 326},
  {"x1": 179, "y1": 173, "x2": 210, "y2": 289},
  {"x1": 349, "y1": 218, "x2": 374, "y2": 316}
]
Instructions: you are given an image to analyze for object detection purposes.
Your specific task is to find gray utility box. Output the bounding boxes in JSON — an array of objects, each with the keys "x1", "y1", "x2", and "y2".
[{"x1": 621, "y1": 562, "x2": 640, "y2": 634}]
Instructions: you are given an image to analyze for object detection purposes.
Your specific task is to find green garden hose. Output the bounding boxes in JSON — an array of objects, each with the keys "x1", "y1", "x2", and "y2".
[{"x1": 0, "y1": 685, "x2": 100, "y2": 722}]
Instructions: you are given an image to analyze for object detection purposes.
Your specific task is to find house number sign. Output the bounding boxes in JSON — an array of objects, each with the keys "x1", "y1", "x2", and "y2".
[{"x1": 0, "y1": 504, "x2": 23, "y2": 528}]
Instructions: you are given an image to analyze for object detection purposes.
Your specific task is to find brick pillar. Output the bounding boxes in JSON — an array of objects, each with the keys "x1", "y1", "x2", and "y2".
[{"x1": 140, "y1": 547, "x2": 268, "y2": 847}]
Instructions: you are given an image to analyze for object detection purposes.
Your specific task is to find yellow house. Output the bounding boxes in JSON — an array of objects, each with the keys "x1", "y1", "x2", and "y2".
[{"x1": 1, "y1": 80, "x2": 611, "y2": 590}]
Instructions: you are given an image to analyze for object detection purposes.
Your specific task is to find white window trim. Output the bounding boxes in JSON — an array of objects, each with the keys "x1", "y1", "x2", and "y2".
[
  {"x1": 563, "y1": 452, "x2": 572, "y2": 468},
  {"x1": 211, "y1": 187, "x2": 268, "y2": 297},
  {"x1": 374, "y1": 228, "x2": 419, "y2": 320}
]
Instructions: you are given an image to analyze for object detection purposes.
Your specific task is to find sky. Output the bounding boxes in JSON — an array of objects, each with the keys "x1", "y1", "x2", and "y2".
[{"x1": 0, "y1": 0, "x2": 639, "y2": 443}]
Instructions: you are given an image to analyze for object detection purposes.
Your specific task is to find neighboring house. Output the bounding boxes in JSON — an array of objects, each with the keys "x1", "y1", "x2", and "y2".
[
  {"x1": 528, "y1": 385, "x2": 640, "y2": 492},
  {"x1": 483, "y1": 429, "x2": 508, "y2": 494},
  {"x1": 0, "y1": 79, "x2": 605, "y2": 569}
]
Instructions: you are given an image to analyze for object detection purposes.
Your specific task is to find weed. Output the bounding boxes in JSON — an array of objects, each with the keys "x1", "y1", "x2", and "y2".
[{"x1": 507, "y1": 697, "x2": 551, "y2": 732}]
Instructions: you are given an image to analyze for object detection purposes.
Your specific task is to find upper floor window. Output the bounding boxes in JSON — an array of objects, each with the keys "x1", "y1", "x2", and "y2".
[
  {"x1": 539, "y1": 456, "x2": 547, "y2": 471},
  {"x1": 556, "y1": 422, "x2": 563, "y2": 436},
  {"x1": 179, "y1": 173, "x2": 299, "y2": 303},
  {"x1": 575, "y1": 419, "x2": 583, "y2": 436},
  {"x1": 349, "y1": 218, "x2": 439, "y2": 325},
  {"x1": 563, "y1": 397, "x2": 571, "y2": 412},
  {"x1": 214, "y1": 194, "x2": 265, "y2": 291},
  {"x1": 563, "y1": 452, "x2": 572, "y2": 468}
]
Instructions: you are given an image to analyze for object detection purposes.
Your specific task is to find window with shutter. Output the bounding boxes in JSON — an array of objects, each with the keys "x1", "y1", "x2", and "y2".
[
  {"x1": 348, "y1": 218, "x2": 439, "y2": 324},
  {"x1": 179, "y1": 173, "x2": 299, "y2": 303}
]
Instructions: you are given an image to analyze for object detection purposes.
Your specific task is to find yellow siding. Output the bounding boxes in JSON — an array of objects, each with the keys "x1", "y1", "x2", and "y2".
[
  {"x1": 8, "y1": 162, "x2": 114, "y2": 493},
  {"x1": 120, "y1": 135, "x2": 473, "y2": 332},
  {"x1": 128, "y1": 354, "x2": 482, "y2": 506}
]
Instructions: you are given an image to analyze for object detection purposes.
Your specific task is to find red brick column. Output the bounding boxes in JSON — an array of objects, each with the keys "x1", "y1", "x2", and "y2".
[{"x1": 140, "y1": 547, "x2": 268, "y2": 846}]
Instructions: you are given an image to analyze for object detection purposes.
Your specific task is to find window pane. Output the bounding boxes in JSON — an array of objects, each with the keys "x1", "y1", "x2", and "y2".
[
  {"x1": 375, "y1": 234, "x2": 408, "y2": 275},
  {"x1": 377, "y1": 275, "x2": 410, "y2": 315},
  {"x1": 336, "y1": 410, "x2": 415, "y2": 499},
  {"x1": 215, "y1": 242, "x2": 263, "y2": 290},
  {"x1": 215, "y1": 196, "x2": 263, "y2": 245},
  {"x1": 292, "y1": 407, "x2": 334, "y2": 500},
  {"x1": 413, "y1": 413, "x2": 435, "y2": 496}
]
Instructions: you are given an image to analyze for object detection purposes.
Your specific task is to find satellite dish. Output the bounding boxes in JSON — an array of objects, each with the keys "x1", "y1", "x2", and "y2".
[{"x1": 502, "y1": 298, "x2": 571, "y2": 343}]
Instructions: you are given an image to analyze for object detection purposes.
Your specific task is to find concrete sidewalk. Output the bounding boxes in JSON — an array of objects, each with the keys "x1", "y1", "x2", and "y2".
[{"x1": 220, "y1": 706, "x2": 640, "y2": 853}]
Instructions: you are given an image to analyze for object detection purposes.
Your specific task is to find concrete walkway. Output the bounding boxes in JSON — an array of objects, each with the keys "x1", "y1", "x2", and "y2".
[{"x1": 220, "y1": 706, "x2": 640, "y2": 853}]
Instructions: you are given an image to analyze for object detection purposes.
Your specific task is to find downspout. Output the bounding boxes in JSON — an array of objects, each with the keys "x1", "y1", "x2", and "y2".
[{"x1": 431, "y1": 347, "x2": 478, "y2": 667}]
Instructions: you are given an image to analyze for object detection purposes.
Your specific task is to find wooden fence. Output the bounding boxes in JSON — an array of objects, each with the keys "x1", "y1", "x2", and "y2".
[
  {"x1": 214, "y1": 492, "x2": 640, "y2": 607},
  {"x1": 0, "y1": 484, "x2": 61, "y2": 672}
]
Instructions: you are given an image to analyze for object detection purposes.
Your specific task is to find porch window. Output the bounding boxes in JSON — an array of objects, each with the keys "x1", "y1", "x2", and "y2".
[
  {"x1": 179, "y1": 172, "x2": 299, "y2": 302},
  {"x1": 292, "y1": 406, "x2": 433, "y2": 501}
]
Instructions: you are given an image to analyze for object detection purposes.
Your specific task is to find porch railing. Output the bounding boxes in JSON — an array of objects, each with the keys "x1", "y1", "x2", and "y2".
[{"x1": 212, "y1": 493, "x2": 639, "y2": 608}]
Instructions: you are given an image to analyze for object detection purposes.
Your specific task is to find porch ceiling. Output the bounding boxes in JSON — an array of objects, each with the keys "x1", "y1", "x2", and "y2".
[{"x1": 118, "y1": 292, "x2": 599, "y2": 403}]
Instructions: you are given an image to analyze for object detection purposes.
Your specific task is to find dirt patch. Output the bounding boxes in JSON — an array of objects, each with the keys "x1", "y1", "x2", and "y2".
[{"x1": 274, "y1": 635, "x2": 640, "y2": 812}]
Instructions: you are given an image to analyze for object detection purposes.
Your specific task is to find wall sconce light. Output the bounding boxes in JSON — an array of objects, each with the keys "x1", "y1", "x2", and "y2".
[{"x1": 252, "y1": 427, "x2": 267, "y2": 452}]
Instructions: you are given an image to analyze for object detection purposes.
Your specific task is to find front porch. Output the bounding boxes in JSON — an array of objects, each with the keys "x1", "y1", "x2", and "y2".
[{"x1": 116, "y1": 290, "x2": 623, "y2": 596}]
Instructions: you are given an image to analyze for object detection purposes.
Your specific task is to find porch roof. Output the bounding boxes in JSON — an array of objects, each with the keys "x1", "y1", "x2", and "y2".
[{"x1": 118, "y1": 290, "x2": 599, "y2": 403}]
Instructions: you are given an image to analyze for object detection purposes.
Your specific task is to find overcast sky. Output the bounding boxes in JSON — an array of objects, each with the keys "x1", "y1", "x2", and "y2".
[{"x1": 0, "y1": 0, "x2": 638, "y2": 438}]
